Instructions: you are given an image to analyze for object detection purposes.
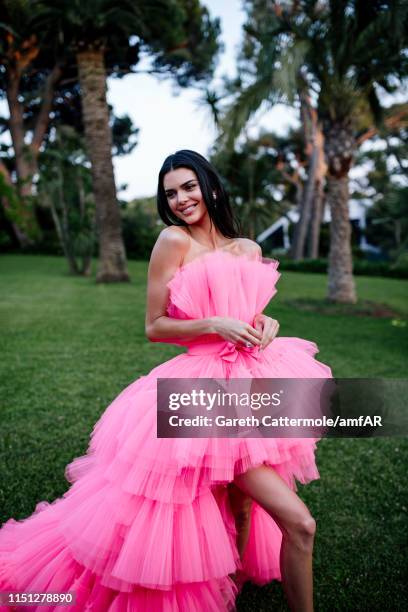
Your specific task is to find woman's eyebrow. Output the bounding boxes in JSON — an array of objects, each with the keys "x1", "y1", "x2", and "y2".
[{"x1": 165, "y1": 180, "x2": 196, "y2": 193}]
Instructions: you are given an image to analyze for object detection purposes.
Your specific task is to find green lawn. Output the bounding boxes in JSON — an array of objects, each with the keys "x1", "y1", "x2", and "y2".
[{"x1": 0, "y1": 255, "x2": 407, "y2": 611}]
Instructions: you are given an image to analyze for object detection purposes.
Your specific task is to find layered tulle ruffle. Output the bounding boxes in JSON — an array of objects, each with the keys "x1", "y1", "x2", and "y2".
[{"x1": 0, "y1": 250, "x2": 333, "y2": 610}]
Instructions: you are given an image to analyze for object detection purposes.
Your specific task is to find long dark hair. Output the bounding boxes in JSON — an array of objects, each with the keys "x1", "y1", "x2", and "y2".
[{"x1": 157, "y1": 149, "x2": 242, "y2": 238}]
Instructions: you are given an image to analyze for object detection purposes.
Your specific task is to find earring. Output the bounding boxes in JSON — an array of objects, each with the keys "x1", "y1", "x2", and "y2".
[{"x1": 213, "y1": 193, "x2": 217, "y2": 209}]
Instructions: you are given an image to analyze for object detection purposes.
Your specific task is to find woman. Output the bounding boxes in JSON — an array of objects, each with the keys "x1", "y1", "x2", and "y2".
[{"x1": 0, "y1": 150, "x2": 332, "y2": 611}]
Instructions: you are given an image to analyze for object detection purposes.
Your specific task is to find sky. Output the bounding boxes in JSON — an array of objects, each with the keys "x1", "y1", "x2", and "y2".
[
  {"x1": 0, "y1": 0, "x2": 300, "y2": 200},
  {"x1": 4, "y1": 1, "x2": 398, "y2": 201},
  {"x1": 107, "y1": 0, "x2": 298, "y2": 200}
]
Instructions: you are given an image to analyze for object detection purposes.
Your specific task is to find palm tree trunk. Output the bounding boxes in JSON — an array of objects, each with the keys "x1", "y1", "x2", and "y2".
[
  {"x1": 307, "y1": 129, "x2": 327, "y2": 259},
  {"x1": 293, "y1": 144, "x2": 318, "y2": 259},
  {"x1": 285, "y1": 171, "x2": 303, "y2": 258},
  {"x1": 76, "y1": 48, "x2": 130, "y2": 283},
  {"x1": 307, "y1": 178, "x2": 324, "y2": 259},
  {"x1": 324, "y1": 119, "x2": 357, "y2": 303},
  {"x1": 326, "y1": 174, "x2": 356, "y2": 302},
  {"x1": 291, "y1": 90, "x2": 321, "y2": 260}
]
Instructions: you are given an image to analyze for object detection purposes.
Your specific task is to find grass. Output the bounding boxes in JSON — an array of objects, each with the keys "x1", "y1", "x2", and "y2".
[{"x1": 0, "y1": 255, "x2": 407, "y2": 611}]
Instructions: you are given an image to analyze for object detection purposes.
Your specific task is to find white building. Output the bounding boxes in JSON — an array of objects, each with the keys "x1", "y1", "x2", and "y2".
[{"x1": 256, "y1": 198, "x2": 382, "y2": 255}]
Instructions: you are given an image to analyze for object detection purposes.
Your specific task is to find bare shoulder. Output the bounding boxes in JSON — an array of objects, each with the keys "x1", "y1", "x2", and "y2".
[
  {"x1": 158, "y1": 225, "x2": 190, "y2": 249},
  {"x1": 149, "y1": 226, "x2": 190, "y2": 274},
  {"x1": 238, "y1": 237, "x2": 262, "y2": 258}
]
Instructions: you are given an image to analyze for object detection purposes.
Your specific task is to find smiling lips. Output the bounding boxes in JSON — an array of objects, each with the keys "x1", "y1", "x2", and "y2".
[{"x1": 179, "y1": 204, "x2": 198, "y2": 215}]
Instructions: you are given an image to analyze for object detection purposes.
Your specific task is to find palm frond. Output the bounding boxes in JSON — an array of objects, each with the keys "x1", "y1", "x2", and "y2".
[
  {"x1": 273, "y1": 39, "x2": 309, "y2": 102},
  {"x1": 217, "y1": 74, "x2": 281, "y2": 151}
]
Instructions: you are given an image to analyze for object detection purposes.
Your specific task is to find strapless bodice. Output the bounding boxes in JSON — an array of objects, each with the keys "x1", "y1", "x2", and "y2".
[{"x1": 165, "y1": 250, "x2": 281, "y2": 348}]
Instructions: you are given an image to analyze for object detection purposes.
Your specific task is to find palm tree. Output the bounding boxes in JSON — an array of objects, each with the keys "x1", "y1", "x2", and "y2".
[
  {"x1": 34, "y1": 0, "x2": 220, "y2": 282},
  {"x1": 219, "y1": 0, "x2": 408, "y2": 303}
]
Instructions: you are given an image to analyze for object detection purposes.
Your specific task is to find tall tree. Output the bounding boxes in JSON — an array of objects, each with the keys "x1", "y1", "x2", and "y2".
[
  {"x1": 0, "y1": 0, "x2": 64, "y2": 245},
  {"x1": 33, "y1": 0, "x2": 220, "y2": 282},
  {"x1": 203, "y1": 83, "x2": 323, "y2": 256},
  {"x1": 289, "y1": 88, "x2": 327, "y2": 260},
  {"x1": 0, "y1": 71, "x2": 140, "y2": 251},
  {"x1": 218, "y1": 0, "x2": 408, "y2": 303}
]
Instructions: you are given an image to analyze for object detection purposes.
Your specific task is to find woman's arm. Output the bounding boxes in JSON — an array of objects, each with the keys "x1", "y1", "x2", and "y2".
[
  {"x1": 145, "y1": 227, "x2": 217, "y2": 342},
  {"x1": 145, "y1": 228, "x2": 264, "y2": 346}
]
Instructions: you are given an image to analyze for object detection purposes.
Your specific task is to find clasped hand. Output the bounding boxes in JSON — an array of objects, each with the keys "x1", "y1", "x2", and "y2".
[{"x1": 212, "y1": 314, "x2": 280, "y2": 351}]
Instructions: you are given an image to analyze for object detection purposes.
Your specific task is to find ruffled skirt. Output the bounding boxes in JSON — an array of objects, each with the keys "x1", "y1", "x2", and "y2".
[{"x1": 0, "y1": 336, "x2": 332, "y2": 611}]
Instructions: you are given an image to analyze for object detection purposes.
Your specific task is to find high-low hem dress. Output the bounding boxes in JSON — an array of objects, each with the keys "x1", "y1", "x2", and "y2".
[{"x1": 0, "y1": 250, "x2": 333, "y2": 611}]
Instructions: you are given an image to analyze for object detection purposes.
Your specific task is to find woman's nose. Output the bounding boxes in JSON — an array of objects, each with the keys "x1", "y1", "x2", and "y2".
[{"x1": 178, "y1": 191, "x2": 189, "y2": 204}]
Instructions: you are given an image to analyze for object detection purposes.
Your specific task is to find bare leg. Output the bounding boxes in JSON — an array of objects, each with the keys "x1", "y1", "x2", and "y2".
[
  {"x1": 234, "y1": 465, "x2": 316, "y2": 612},
  {"x1": 228, "y1": 482, "x2": 253, "y2": 559}
]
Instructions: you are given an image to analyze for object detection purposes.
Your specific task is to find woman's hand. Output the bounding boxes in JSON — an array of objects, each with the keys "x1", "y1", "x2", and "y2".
[
  {"x1": 252, "y1": 313, "x2": 280, "y2": 350},
  {"x1": 210, "y1": 316, "x2": 263, "y2": 347}
]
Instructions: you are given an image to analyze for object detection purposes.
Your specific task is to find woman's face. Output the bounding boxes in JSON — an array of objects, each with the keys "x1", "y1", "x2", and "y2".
[{"x1": 163, "y1": 167, "x2": 208, "y2": 224}]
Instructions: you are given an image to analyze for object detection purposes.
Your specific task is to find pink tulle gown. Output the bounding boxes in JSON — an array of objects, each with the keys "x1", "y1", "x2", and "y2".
[{"x1": 0, "y1": 250, "x2": 333, "y2": 611}]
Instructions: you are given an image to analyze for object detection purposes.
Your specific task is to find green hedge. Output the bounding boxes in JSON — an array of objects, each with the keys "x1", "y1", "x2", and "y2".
[{"x1": 268, "y1": 256, "x2": 408, "y2": 279}]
